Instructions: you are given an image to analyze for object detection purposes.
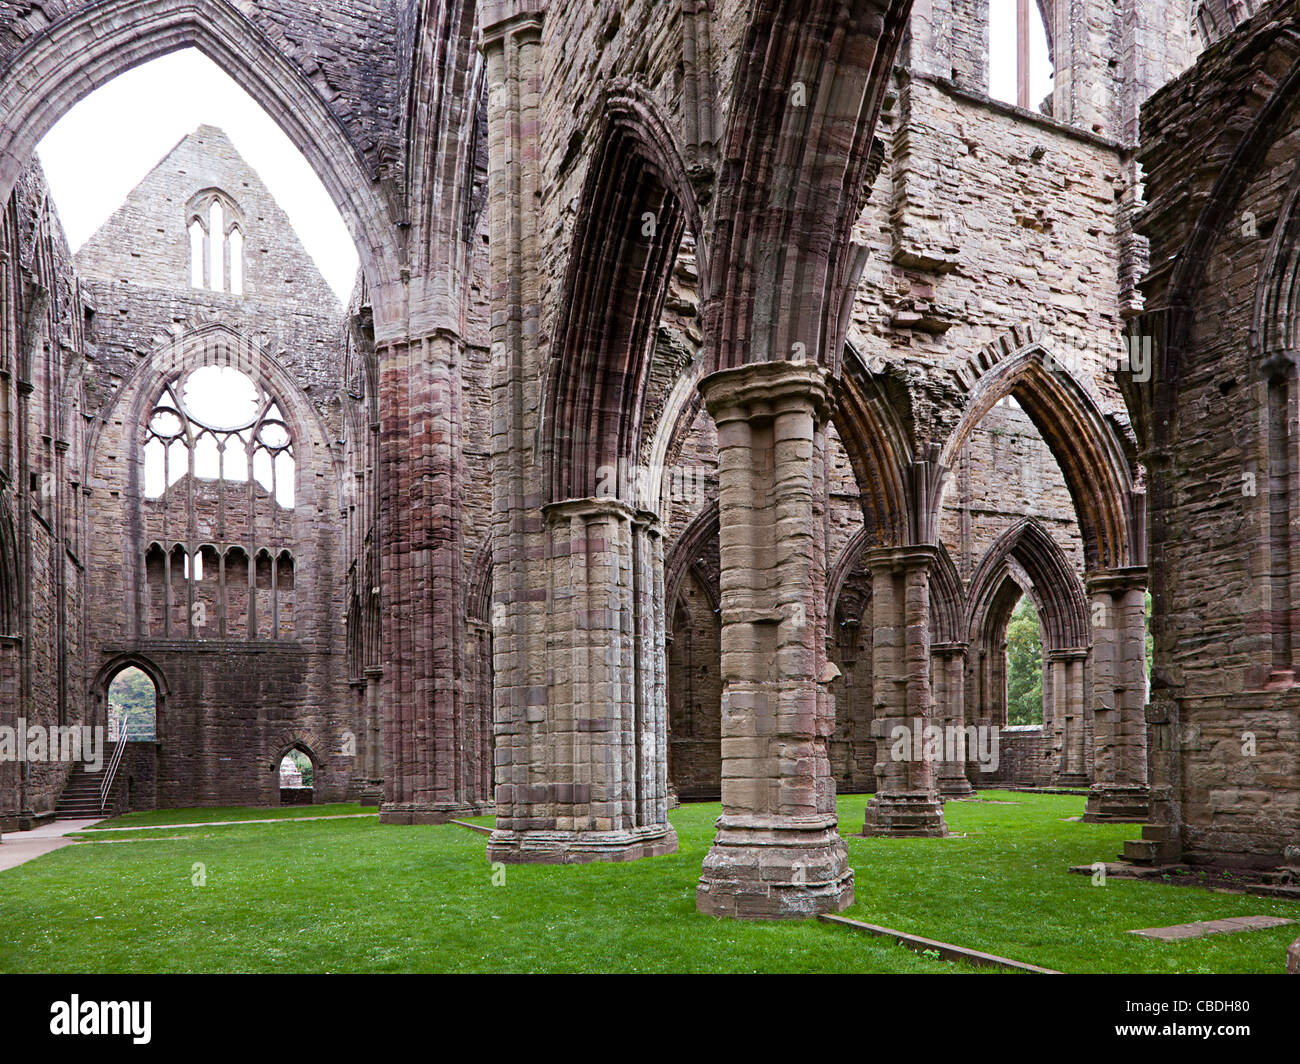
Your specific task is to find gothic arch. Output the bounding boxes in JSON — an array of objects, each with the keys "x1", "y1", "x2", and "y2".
[
  {"x1": 1147, "y1": 26, "x2": 1300, "y2": 402},
  {"x1": 404, "y1": 0, "x2": 485, "y2": 284},
  {"x1": 0, "y1": 0, "x2": 399, "y2": 306},
  {"x1": 706, "y1": 0, "x2": 913, "y2": 372},
  {"x1": 466, "y1": 538, "x2": 494, "y2": 624},
  {"x1": 966, "y1": 518, "x2": 1089, "y2": 652},
  {"x1": 834, "y1": 342, "x2": 916, "y2": 550},
  {"x1": 89, "y1": 653, "x2": 169, "y2": 736},
  {"x1": 271, "y1": 738, "x2": 324, "y2": 776},
  {"x1": 86, "y1": 321, "x2": 340, "y2": 493},
  {"x1": 939, "y1": 341, "x2": 1140, "y2": 572},
  {"x1": 665, "y1": 500, "x2": 720, "y2": 618},
  {"x1": 930, "y1": 543, "x2": 964, "y2": 646},
  {"x1": 542, "y1": 86, "x2": 700, "y2": 505}
]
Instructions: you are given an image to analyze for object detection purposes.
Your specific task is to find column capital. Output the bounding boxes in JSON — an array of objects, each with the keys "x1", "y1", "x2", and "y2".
[
  {"x1": 931, "y1": 641, "x2": 968, "y2": 658},
  {"x1": 698, "y1": 360, "x2": 833, "y2": 426},
  {"x1": 480, "y1": 1, "x2": 545, "y2": 47},
  {"x1": 631, "y1": 509, "x2": 665, "y2": 537},
  {"x1": 542, "y1": 495, "x2": 637, "y2": 526},
  {"x1": 862, "y1": 543, "x2": 940, "y2": 574},
  {"x1": 1085, "y1": 566, "x2": 1148, "y2": 595},
  {"x1": 1046, "y1": 647, "x2": 1090, "y2": 663}
]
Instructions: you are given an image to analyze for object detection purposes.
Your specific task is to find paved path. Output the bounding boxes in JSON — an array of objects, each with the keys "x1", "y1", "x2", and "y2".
[
  {"x1": 0, "y1": 818, "x2": 103, "y2": 873},
  {"x1": 0, "y1": 812, "x2": 379, "y2": 870}
]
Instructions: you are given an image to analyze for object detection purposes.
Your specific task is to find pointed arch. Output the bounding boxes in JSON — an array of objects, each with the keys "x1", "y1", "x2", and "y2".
[
  {"x1": 705, "y1": 0, "x2": 913, "y2": 372},
  {"x1": 271, "y1": 738, "x2": 324, "y2": 775},
  {"x1": 834, "y1": 341, "x2": 915, "y2": 550},
  {"x1": 665, "y1": 500, "x2": 721, "y2": 617},
  {"x1": 930, "y1": 543, "x2": 963, "y2": 646},
  {"x1": 966, "y1": 518, "x2": 1089, "y2": 652},
  {"x1": 0, "y1": 0, "x2": 398, "y2": 307},
  {"x1": 939, "y1": 341, "x2": 1140, "y2": 571},
  {"x1": 90, "y1": 653, "x2": 168, "y2": 737},
  {"x1": 543, "y1": 85, "x2": 701, "y2": 505},
  {"x1": 466, "y1": 537, "x2": 494, "y2": 624}
]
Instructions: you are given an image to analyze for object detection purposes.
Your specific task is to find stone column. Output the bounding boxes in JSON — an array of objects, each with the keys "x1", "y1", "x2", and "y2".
[
  {"x1": 696, "y1": 360, "x2": 853, "y2": 919},
  {"x1": 1084, "y1": 567, "x2": 1150, "y2": 822},
  {"x1": 359, "y1": 665, "x2": 384, "y2": 805},
  {"x1": 376, "y1": 329, "x2": 486, "y2": 823},
  {"x1": 932, "y1": 641, "x2": 972, "y2": 796},
  {"x1": 863, "y1": 546, "x2": 949, "y2": 836},
  {"x1": 1049, "y1": 648, "x2": 1090, "y2": 787},
  {"x1": 486, "y1": 498, "x2": 675, "y2": 862},
  {"x1": 466, "y1": 618, "x2": 494, "y2": 808}
]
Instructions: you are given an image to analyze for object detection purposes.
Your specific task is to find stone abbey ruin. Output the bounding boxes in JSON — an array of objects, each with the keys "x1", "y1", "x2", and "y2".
[{"x1": 0, "y1": 0, "x2": 1297, "y2": 945}]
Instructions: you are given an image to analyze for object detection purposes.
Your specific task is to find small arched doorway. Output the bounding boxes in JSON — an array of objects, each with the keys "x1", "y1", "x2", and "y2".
[
  {"x1": 107, "y1": 665, "x2": 157, "y2": 741},
  {"x1": 276, "y1": 744, "x2": 317, "y2": 805}
]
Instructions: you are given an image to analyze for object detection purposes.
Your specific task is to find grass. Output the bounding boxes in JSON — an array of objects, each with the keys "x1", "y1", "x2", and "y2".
[{"x1": 0, "y1": 791, "x2": 1295, "y2": 973}]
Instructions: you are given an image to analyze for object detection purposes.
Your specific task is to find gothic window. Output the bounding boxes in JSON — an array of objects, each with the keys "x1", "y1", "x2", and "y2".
[
  {"x1": 186, "y1": 190, "x2": 246, "y2": 295},
  {"x1": 140, "y1": 363, "x2": 298, "y2": 641},
  {"x1": 143, "y1": 365, "x2": 294, "y2": 507}
]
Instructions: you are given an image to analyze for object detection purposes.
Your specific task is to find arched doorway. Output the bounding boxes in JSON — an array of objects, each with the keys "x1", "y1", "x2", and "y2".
[
  {"x1": 107, "y1": 666, "x2": 157, "y2": 742},
  {"x1": 278, "y1": 748, "x2": 314, "y2": 805}
]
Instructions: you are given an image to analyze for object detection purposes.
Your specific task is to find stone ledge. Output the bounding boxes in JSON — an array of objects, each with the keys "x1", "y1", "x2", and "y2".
[
  {"x1": 486, "y1": 824, "x2": 678, "y2": 864},
  {"x1": 1128, "y1": 915, "x2": 1294, "y2": 941},
  {"x1": 818, "y1": 914, "x2": 1062, "y2": 973}
]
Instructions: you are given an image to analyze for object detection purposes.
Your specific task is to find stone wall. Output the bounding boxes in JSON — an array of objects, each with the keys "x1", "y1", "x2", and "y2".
[
  {"x1": 73, "y1": 126, "x2": 356, "y2": 811},
  {"x1": 0, "y1": 159, "x2": 89, "y2": 828},
  {"x1": 1132, "y1": 0, "x2": 1300, "y2": 868}
]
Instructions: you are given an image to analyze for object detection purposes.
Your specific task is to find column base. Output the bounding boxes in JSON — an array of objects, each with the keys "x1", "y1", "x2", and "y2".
[
  {"x1": 862, "y1": 792, "x2": 949, "y2": 837},
  {"x1": 938, "y1": 776, "x2": 974, "y2": 798},
  {"x1": 1082, "y1": 783, "x2": 1150, "y2": 823},
  {"x1": 696, "y1": 814, "x2": 853, "y2": 919},
  {"x1": 1288, "y1": 936, "x2": 1300, "y2": 974},
  {"x1": 358, "y1": 782, "x2": 384, "y2": 807},
  {"x1": 379, "y1": 800, "x2": 494, "y2": 825},
  {"x1": 486, "y1": 823, "x2": 678, "y2": 864},
  {"x1": 1053, "y1": 772, "x2": 1090, "y2": 789}
]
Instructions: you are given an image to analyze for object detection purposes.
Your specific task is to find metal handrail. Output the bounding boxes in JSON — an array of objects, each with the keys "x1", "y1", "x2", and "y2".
[{"x1": 99, "y1": 729, "x2": 129, "y2": 813}]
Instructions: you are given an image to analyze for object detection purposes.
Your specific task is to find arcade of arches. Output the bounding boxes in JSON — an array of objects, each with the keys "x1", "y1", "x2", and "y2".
[{"x1": 0, "y1": 0, "x2": 1297, "y2": 927}]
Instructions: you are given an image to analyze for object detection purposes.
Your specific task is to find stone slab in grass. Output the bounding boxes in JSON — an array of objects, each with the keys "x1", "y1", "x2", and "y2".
[{"x1": 1129, "y1": 915, "x2": 1294, "y2": 941}]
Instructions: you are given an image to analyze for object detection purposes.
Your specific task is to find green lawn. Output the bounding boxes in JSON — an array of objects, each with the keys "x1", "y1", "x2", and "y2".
[
  {"x1": 0, "y1": 791, "x2": 1294, "y2": 973},
  {"x1": 80, "y1": 803, "x2": 374, "y2": 829}
]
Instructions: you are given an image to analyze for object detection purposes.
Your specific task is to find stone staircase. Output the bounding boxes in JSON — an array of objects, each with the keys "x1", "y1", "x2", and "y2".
[{"x1": 53, "y1": 761, "x2": 108, "y2": 820}]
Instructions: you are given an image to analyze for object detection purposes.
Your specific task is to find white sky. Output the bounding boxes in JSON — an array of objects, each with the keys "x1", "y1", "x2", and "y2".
[
  {"x1": 36, "y1": 49, "x2": 358, "y2": 303},
  {"x1": 989, "y1": 0, "x2": 1054, "y2": 108}
]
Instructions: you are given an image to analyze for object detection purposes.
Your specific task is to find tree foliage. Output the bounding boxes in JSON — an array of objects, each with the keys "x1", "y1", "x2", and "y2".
[
  {"x1": 1006, "y1": 595, "x2": 1043, "y2": 726},
  {"x1": 108, "y1": 666, "x2": 157, "y2": 740}
]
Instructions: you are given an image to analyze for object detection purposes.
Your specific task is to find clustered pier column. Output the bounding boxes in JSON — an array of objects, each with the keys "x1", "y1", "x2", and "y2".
[
  {"x1": 486, "y1": 498, "x2": 676, "y2": 862},
  {"x1": 1084, "y1": 568, "x2": 1150, "y2": 822},
  {"x1": 1048, "y1": 648, "x2": 1089, "y2": 787},
  {"x1": 696, "y1": 360, "x2": 853, "y2": 919},
  {"x1": 377, "y1": 330, "x2": 488, "y2": 824},
  {"x1": 932, "y1": 641, "x2": 972, "y2": 797},
  {"x1": 862, "y1": 546, "x2": 949, "y2": 837}
]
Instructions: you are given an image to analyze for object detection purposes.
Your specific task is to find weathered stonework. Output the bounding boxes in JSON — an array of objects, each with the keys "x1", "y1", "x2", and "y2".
[
  {"x1": 1128, "y1": 0, "x2": 1300, "y2": 870},
  {"x1": 4, "y1": 0, "x2": 1291, "y2": 927}
]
